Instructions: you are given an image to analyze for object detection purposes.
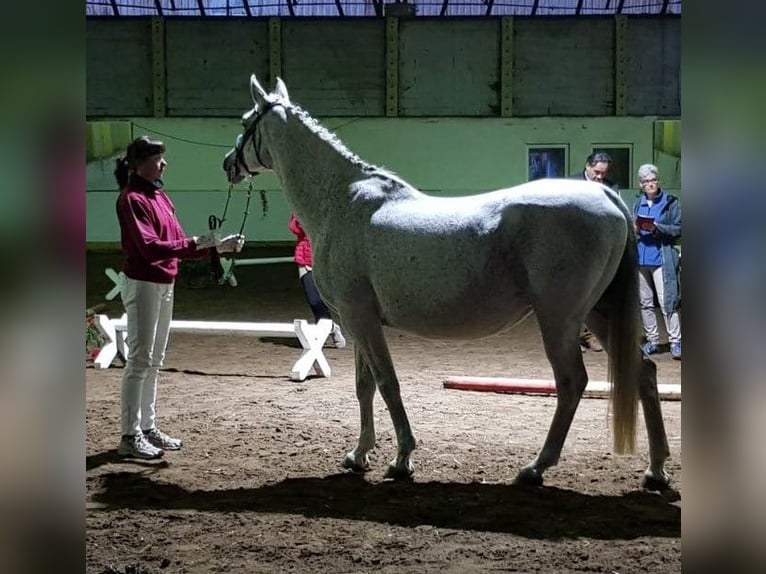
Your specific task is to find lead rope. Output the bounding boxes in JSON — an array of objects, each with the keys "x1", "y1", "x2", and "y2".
[
  {"x1": 238, "y1": 180, "x2": 253, "y2": 237},
  {"x1": 204, "y1": 183, "x2": 235, "y2": 286}
]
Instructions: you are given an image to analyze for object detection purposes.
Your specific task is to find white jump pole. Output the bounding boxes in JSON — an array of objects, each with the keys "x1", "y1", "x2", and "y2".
[
  {"x1": 104, "y1": 256, "x2": 296, "y2": 295},
  {"x1": 93, "y1": 314, "x2": 334, "y2": 381},
  {"x1": 219, "y1": 256, "x2": 294, "y2": 287}
]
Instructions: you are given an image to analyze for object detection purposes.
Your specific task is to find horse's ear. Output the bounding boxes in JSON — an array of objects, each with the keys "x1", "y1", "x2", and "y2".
[
  {"x1": 274, "y1": 77, "x2": 290, "y2": 102},
  {"x1": 250, "y1": 74, "x2": 268, "y2": 106}
]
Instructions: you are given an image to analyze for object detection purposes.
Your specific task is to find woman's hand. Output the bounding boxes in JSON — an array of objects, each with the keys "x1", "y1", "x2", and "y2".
[{"x1": 216, "y1": 234, "x2": 245, "y2": 254}]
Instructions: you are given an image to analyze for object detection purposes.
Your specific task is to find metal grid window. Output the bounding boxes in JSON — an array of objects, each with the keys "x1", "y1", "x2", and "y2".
[{"x1": 85, "y1": 1, "x2": 681, "y2": 17}]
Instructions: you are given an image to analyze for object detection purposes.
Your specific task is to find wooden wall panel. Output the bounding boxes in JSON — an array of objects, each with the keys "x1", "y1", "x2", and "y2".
[
  {"x1": 626, "y1": 17, "x2": 681, "y2": 115},
  {"x1": 165, "y1": 19, "x2": 269, "y2": 116},
  {"x1": 399, "y1": 19, "x2": 499, "y2": 116},
  {"x1": 513, "y1": 18, "x2": 614, "y2": 116},
  {"x1": 86, "y1": 16, "x2": 680, "y2": 119},
  {"x1": 282, "y1": 20, "x2": 385, "y2": 116},
  {"x1": 86, "y1": 19, "x2": 153, "y2": 116}
]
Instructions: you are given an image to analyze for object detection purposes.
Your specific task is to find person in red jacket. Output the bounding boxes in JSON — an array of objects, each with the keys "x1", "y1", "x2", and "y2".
[
  {"x1": 288, "y1": 213, "x2": 346, "y2": 348},
  {"x1": 114, "y1": 136, "x2": 244, "y2": 459}
]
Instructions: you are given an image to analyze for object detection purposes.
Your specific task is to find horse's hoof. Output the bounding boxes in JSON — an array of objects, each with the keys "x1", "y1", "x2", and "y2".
[
  {"x1": 641, "y1": 471, "x2": 671, "y2": 492},
  {"x1": 514, "y1": 467, "x2": 544, "y2": 486},
  {"x1": 342, "y1": 454, "x2": 369, "y2": 473},
  {"x1": 384, "y1": 462, "x2": 414, "y2": 480}
]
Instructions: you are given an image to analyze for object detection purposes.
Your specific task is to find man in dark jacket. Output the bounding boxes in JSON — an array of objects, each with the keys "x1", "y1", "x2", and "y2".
[
  {"x1": 572, "y1": 151, "x2": 619, "y2": 191},
  {"x1": 570, "y1": 151, "x2": 619, "y2": 352}
]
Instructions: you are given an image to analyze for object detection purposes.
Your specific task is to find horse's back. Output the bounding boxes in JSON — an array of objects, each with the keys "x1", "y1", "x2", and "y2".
[
  {"x1": 373, "y1": 178, "x2": 624, "y2": 224},
  {"x1": 336, "y1": 178, "x2": 628, "y2": 338}
]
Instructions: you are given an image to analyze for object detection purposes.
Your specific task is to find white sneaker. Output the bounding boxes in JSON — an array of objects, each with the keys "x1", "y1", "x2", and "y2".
[
  {"x1": 331, "y1": 324, "x2": 346, "y2": 349},
  {"x1": 143, "y1": 427, "x2": 183, "y2": 450},
  {"x1": 118, "y1": 434, "x2": 164, "y2": 459}
]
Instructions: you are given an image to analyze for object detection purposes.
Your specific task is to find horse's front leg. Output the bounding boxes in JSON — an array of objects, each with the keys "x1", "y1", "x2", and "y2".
[
  {"x1": 347, "y1": 318, "x2": 416, "y2": 479},
  {"x1": 342, "y1": 349, "x2": 376, "y2": 473}
]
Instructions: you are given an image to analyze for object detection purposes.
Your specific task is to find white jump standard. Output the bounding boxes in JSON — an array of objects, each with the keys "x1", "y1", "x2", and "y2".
[
  {"x1": 93, "y1": 314, "x2": 333, "y2": 381},
  {"x1": 218, "y1": 255, "x2": 294, "y2": 287}
]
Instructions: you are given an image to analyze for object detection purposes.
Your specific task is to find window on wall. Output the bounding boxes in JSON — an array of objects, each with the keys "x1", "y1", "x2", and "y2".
[
  {"x1": 592, "y1": 145, "x2": 632, "y2": 190},
  {"x1": 528, "y1": 145, "x2": 568, "y2": 181}
]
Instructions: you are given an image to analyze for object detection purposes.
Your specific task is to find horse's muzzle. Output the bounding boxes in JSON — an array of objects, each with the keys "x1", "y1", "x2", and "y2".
[{"x1": 222, "y1": 149, "x2": 246, "y2": 184}]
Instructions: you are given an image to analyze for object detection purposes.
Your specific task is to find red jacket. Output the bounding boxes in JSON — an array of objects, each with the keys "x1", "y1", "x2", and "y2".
[
  {"x1": 116, "y1": 175, "x2": 199, "y2": 283},
  {"x1": 288, "y1": 214, "x2": 313, "y2": 266}
]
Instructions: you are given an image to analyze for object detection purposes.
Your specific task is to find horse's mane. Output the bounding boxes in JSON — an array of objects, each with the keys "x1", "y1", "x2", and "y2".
[{"x1": 283, "y1": 99, "x2": 407, "y2": 186}]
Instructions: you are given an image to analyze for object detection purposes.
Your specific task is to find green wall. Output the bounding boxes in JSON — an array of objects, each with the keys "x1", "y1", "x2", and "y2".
[{"x1": 86, "y1": 115, "x2": 680, "y2": 244}]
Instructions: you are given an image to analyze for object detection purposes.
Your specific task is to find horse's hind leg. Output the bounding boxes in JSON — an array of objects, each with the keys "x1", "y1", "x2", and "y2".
[
  {"x1": 516, "y1": 319, "x2": 588, "y2": 486},
  {"x1": 342, "y1": 349, "x2": 377, "y2": 473},
  {"x1": 638, "y1": 355, "x2": 671, "y2": 490},
  {"x1": 587, "y1": 311, "x2": 671, "y2": 489}
]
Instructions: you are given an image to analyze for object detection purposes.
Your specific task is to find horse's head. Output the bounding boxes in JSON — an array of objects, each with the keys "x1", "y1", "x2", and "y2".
[{"x1": 223, "y1": 74, "x2": 290, "y2": 183}]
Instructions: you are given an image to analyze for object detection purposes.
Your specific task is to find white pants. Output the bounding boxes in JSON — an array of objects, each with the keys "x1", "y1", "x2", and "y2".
[
  {"x1": 120, "y1": 277, "x2": 174, "y2": 436},
  {"x1": 638, "y1": 265, "x2": 681, "y2": 345}
]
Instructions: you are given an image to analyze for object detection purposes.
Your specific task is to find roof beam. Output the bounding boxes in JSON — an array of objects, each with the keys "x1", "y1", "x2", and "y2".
[
  {"x1": 485, "y1": 0, "x2": 495, "y2": 16},
  {"x1": 334, "y1": 0, "x2": 344, "y2": 16},
  {"x1": 440, "y1": 0, "x2": 449, "y2": 16},
  {"x1": 242, "y1": 1, "x2": 252, "y2": 17},
  {"x1": 109, "y1": 0, "x2": 119, "y2": 16},
  {"x1": 197, "y1": 0, "x2": 206, "y2": 16},
  {"x1": 616, "y1": 0, "x2": 626, "y2": 14},
  {"x1": 531, "y1": 0, "x2": 540, "y2": 16},
  {"x1": 576, "y1": 0, "x2": 584, "y2": 15},
  {"x1": 661, "y1": 0, "x2": 671, "y2": 14},
  {"x1": 154, "y1": 0, "x2": 164, "y2": 16},
  {"x1": 371, "y1": 0, "x2": 383, "y2": 17},
  {"x1": 286, "y1": 0, "x2": 296, "y2": 17}
]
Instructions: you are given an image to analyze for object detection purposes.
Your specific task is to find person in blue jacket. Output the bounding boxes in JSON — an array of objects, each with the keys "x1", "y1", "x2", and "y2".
[{"x1": 632, "y1": 164, "x2": 682, "y2": 360}]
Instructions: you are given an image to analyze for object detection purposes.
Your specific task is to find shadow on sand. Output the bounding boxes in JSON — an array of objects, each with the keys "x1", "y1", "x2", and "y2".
[{"x1": 89, "y1": 471, "x2": 680, "y2": 540}]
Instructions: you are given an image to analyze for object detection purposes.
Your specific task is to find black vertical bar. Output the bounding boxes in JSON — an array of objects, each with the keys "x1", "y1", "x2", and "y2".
[
  {"x1": 153, "y1": 0, "x2": 164, "y2": 16},
  {"x1": 334, "y1": 0, "x2": 345, "y2": 16},
  {"x1": 440, "y1": 0, "x2": 449, "y2": 17},
  {"x1": 485, "y1": 0, "x2": 495, "y2": 16}
]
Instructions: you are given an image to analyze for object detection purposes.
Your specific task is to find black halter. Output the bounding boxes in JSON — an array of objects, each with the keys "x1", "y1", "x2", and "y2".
[{"x1": 235, "y1": 101, "x2": 282, "y2": 175}]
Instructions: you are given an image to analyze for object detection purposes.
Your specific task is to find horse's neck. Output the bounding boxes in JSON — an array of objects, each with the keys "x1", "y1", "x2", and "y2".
[{"x1": 270, "y1": 116, "x2": 369, "y2": 230}]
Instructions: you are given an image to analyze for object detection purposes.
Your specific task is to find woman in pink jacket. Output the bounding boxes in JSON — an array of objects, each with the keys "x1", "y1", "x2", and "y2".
[
  {"x1": 289, "y1": 213, "x2": 346, "y2": 348},
  {"x1": 114, "y1": 136, "x2": 244, "y2": 459}
]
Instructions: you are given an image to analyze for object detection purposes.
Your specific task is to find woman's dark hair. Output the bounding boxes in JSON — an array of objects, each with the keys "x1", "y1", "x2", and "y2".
[
  {"x1": 114, "y1": 156, "x2": 130, "y2": 189},
  {"x1": 114, "y1": 136, "x2": 166, "y2": 189},
  {"x1": 126, "y1": 136, "x2": 165, "y2": 167}
]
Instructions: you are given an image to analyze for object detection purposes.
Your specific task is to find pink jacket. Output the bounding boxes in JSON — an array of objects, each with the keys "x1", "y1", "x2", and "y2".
[
  {"x1": 288, "y1": 214, "x2": 313, "y2": 266},
  {"x1": 116, "y1": 175, "x2": 200, "y2": 283}
]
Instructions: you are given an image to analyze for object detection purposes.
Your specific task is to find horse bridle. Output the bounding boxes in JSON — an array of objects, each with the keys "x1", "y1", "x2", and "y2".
[{"x1": 234, "y1": 100, "x2": 282, "y2": 176}]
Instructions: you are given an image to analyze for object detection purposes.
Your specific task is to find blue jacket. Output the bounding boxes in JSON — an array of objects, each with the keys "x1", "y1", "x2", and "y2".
[{"x1": 632, "y1": 190, "x2": 682, "y2": 312}]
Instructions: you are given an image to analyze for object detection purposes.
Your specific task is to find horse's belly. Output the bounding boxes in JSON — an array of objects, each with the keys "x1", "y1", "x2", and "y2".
[{"x1": 380, "y1": 295, "x2": 532, "y2": 340}]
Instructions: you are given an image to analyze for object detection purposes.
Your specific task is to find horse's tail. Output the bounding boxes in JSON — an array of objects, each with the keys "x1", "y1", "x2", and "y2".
[{"x1": 603, "y1": 197, "x2": 641, "y2": 455}]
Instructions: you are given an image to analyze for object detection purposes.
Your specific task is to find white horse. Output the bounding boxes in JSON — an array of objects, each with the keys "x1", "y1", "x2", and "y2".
[{"x1": 223, "y1": 74, "x2": 671, "y2": 490}]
